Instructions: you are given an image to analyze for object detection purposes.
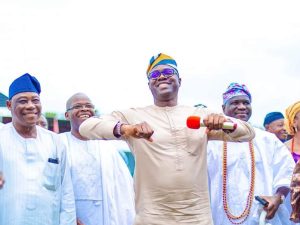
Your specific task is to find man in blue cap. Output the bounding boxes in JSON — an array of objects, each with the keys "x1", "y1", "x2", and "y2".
[
  {"x1": 263, "y1": 112, "x2": 288, "y2": 142},
  {"x1": 0, "y1": 73, "x2": 76, "y2": 225},
  {"x1": 78, "y1": 54, "x2": 255, "y2": 225}
]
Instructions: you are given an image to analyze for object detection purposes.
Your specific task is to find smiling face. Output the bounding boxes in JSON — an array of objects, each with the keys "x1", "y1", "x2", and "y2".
[
  {"x1": 148, "y1": 64, "x2": 181, "y2": 107},
  {"x1": 65, "y1": 93, "x2": 95, "y2": 133},
  {"x1": 222, "y1": 95, "x2": 252, "y2": 121},
  {"x1": 7, "y1": 92, "x2": 42, "y2": 130},
  {"x1": 265, "y1": 118, "x2": 288, "y2": 141}
]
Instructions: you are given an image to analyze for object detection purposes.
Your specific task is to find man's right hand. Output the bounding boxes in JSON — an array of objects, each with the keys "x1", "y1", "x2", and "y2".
[
  {"x1": 0, "y1": 172, "x2": 5, "y2": 189},
  {"x1": 121, "y1": 122, "x2": 154, "y2": 142},
  {"x1": 260, "y1": 195, "x2": 282, "y2": 220}
]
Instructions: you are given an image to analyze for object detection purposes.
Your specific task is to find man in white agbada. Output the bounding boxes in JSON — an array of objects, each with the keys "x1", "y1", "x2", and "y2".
[
  {"x1": 207, "y1": 82, "x2": 295, "y2": 225},
  {"x1": 60, "y1": 93, "x2": 135, "y2": 225},
  {"x1": 0, "y1": 73, "x2": 76, "y2": 225}
]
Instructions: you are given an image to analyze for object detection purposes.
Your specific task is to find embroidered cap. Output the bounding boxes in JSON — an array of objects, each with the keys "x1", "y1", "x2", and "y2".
[
  {"x1": 146, "y1": 53, "x2": 178, "y2": 76},
  {"x1": 222, "y1": 82, "x2": 251, "y2": 104}
]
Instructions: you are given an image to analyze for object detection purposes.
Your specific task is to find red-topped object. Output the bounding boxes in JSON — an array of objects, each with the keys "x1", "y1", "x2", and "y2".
[
  {"x1": 186, "y1": 115, "x2": 237, "y2": 130},
  {"x1": 186, "y1": 116, "x2": 201, "y2": 129}
]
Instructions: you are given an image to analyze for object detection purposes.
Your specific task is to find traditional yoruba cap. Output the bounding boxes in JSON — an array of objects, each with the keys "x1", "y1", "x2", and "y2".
[
  {"x1": 285, "y1": 101, "x2": 300, "y2": 135},
  {"x1": 146, "y1": 53, "x2": 178, "y2": 76},
  {"x1": 263, "y1": 112, "x2": 284, "y2": 127},
  {"x1": 9, "y1": 73, "x2": 41, "y2": 100},
  {"x1": 222, "y1": 82, "x2": 251, "y2": 104}
]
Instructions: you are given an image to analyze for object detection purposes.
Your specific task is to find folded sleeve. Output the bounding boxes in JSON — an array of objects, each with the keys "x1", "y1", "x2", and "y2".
[
  {"x1": 79, "y1": 111, "x2": 129, "y2": 140},
  {"x1": 207, "y1": 116, "x2": 255, "y2": 142}
]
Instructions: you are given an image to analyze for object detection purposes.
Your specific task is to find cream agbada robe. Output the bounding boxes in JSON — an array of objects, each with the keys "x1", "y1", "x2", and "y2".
[{"x1": 79, "y1": 105, "x2": 255, "y2": 225}]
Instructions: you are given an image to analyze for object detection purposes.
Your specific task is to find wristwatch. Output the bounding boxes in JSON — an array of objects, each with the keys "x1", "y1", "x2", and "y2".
[{"x1": 114, "y1": 121, "x2": 123, "y2": 138}]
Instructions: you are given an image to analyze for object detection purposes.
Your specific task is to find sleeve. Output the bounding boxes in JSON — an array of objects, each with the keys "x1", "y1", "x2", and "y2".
[
  {"x1": 111, "y1": 145, "x2": 135, "y2": 225},
  {"x1": 100, "y1": 142, "x2": 135, "y2": 225},
  {"x1": 207, "y1": 116, "x2": 255, "y2": 142},
  {"x1": 57, "y1": 138, "x2": 76, "y2": 225},
  {"x1": 58, "y1": 133, "x2": 71, "y2": 166},
  {"x1": 79, "y1": 110, "x2": 130, "y2": 140},
  {"x1": 272, "y1": 139, "x2": 295, "y2": 191}
]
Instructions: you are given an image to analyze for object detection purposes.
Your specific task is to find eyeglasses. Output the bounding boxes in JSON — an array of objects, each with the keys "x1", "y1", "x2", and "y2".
[
  {"x1": 148, "y1": 68, "x2": 178, "y2": 80},
  {"x1": 67, "y1": 104, "x2": 95, "y2": 111}
]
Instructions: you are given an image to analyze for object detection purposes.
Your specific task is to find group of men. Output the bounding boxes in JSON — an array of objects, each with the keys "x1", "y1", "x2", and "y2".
[
  {"x1": 0, "y1": 53, "x2": 299, "y2": 225},
  {"x1": 0, "y1": 74, "x2": 134, "y2": 225}
]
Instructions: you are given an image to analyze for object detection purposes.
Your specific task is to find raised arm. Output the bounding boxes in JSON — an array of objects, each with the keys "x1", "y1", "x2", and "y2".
[{"x1": 79, "y1": 111, "x2": 127, "y2": 140}]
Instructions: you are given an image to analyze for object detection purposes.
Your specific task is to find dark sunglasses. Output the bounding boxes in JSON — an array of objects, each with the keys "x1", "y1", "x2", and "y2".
[{"x1": 148, "y1": 68, "x2": 178, "y2": 80}]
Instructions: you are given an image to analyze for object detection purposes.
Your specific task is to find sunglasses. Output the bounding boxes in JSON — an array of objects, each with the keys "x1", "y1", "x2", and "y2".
[{"x1": 148, "y1": 68, "x2": 178, "y2": 80}]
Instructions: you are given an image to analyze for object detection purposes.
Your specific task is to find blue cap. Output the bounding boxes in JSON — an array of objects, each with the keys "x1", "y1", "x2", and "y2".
[
  {"x1": 9, "y1": 73, "x2": 41, "y2": 100},
  {"x1": 263, "y1": 112, "x2": 284, "y2": 126}
]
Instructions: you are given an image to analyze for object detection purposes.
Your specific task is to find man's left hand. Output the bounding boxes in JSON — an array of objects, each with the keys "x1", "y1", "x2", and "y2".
[{"x1": 203, "y1": 113, "x2": 227, "y2": 131}]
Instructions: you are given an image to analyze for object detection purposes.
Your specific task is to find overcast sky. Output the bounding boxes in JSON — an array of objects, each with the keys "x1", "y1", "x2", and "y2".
[{"x1": 0, "y1": 0, "x2": 299, "y2": 127}]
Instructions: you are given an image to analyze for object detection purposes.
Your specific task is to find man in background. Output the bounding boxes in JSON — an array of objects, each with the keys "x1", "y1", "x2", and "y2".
[
  {"x1": 37, "y1": 114, "x2": 49, "y2": 129},
  {"x1": 207, "y1": 83, "x2": 295, "y2": 225},
  {"x1": 61, "y1": 92, "x2": 135, "y2": 225},
  {"x1": 264, "y1": 111, "x2": 288, "y2": 142}
]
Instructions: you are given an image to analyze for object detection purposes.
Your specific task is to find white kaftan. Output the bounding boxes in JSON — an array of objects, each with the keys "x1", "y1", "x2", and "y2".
[
  {"x1": 0, "y1": 123, "x2": 76, "y2": 225},
  {"x1": 60, "y1": 132, "x2": 135, "y2": 225},
  {"x1": 208, "y1": 128, "x2": 295, "y2": 225}
]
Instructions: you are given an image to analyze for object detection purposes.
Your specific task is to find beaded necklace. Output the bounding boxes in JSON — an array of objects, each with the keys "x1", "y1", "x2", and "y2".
[{"x1": 222, "y1": 141, "x2": 256, "y2": 224}]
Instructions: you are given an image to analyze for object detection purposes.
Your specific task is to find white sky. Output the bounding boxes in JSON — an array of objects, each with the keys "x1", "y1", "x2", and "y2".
[{"x1": 0, "y1": 0, "x2": 300, "y2": 127}]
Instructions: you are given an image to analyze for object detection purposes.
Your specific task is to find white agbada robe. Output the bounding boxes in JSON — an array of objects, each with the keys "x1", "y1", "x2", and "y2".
[
  {"x1": 208, "y1": 128, "x2": 295, "y2": 225},
  {"x1": 0, "y1": 123, "x2": 76, "y2": 225},
  {"x1": 60, "y1": 132, "x2": 135, "y2": 225}
]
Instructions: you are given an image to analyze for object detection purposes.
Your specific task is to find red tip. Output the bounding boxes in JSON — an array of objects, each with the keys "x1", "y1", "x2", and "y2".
[
  {"x1": 187, "y1": 116, "x2": 201, "y2": 129},
  {"x1": 233, "y1": 123, "x2": 237, "y2": 130}
]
